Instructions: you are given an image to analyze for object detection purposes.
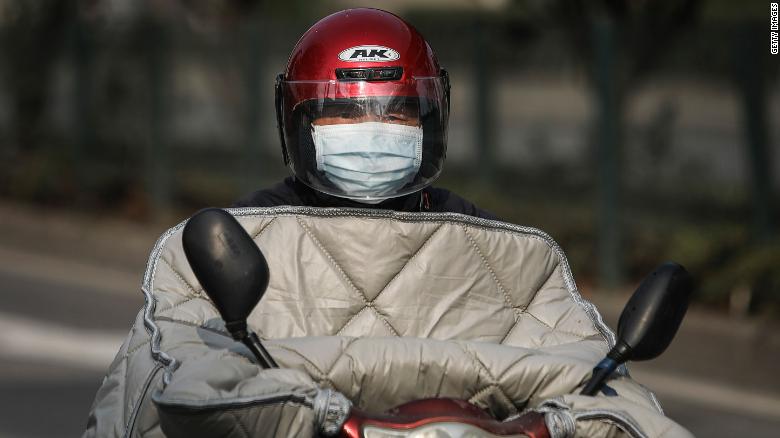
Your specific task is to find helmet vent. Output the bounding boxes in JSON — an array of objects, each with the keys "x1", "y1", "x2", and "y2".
[{"x1": 336, "y1": 67, "x2": 403, "y2": 82}]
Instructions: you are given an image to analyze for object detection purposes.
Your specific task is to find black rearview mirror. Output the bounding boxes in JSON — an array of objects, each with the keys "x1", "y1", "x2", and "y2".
[
  {"x1": 581, "y1": 262, "x2": 692, "y2": 395},
  {"x1": 615, "y1": 262, "x2": 693, "y2": 361},
  {"x1": 182, "y1": 208, "x2": 277, "y2": 368}
]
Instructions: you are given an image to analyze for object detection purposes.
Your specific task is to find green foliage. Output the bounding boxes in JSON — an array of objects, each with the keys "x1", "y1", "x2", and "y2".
[
  {"x1": 697, "y1": 239, "x2": 780, "y2": 314},
  {"x1": 700, "y1": 0, "x2": 770, "y2": 20}
]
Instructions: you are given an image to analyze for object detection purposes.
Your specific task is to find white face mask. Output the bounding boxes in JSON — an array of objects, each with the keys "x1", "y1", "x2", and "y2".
[{"x1": 312, "y1": 122, "x2": 423, "y2": 201}]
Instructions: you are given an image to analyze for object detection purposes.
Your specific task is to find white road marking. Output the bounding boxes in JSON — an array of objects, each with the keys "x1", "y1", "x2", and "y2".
[
  {"x1": 0, "y1": 246, "x2": 139, "y2": 297},
  {"x1": 0, "y1": 312, "x2": 127, "y2": 372},
  {"x1": 631, "y1": 367, "x2": 780, "y2": 420},
  {"x1": 2, "y1": 311, "x2": 780, "y2": 421}
]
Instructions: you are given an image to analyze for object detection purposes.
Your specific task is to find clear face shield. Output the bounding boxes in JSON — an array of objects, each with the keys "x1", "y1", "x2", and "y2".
[{"x1": 277, "y1": 75, "x2": 449, "y2": 203}]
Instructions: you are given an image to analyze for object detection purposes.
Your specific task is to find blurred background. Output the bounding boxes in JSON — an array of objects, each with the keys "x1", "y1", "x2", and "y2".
[{"x1": 0, "y1": 0, "x2": 778, "y2": 436}]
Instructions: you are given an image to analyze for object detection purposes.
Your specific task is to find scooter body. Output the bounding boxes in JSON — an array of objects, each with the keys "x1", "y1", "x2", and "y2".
[{"x1": 340, "y1": 398, "x2": 548, "y2": 438}]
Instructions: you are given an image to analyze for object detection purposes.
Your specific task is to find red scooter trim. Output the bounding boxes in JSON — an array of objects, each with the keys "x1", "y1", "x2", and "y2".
[{"x1": 339, "y1": 398, "x2": 550, "y2": 438}]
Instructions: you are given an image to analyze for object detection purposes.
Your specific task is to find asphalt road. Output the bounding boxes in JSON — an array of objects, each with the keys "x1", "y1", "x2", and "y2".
[{"x1": 1, "y1": 246, "x2": 779, "y2": 437}]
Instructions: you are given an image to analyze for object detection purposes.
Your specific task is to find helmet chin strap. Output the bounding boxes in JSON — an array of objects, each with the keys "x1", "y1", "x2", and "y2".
[
  {"x1": 350, "y1": 191, "x2": 429, "y2": 209},
  {"x1": 353, "y1": 197, "x2": 385, "y2": 205},
  {"x1": 296, "y1": 176, "x2": 427, "y2": 211}
]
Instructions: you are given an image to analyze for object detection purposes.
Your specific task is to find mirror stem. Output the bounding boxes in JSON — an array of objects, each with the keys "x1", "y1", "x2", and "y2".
[
  {"x1": 226, "y1": 321, "x2": 278, "y2": 369},
  {"x1": 241, "y1": 332, "x2": 278, "y2": 369},
  {"x1": 580, "y1": 357, "x2": 618, "y2": 396}
]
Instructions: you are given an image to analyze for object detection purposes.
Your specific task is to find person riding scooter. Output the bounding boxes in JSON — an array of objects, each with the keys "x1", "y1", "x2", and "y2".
[
  {"x1": 232, "y1": 8, "x2": 497, "y2": 220},
  {"x1": 83, "y1": 8, "x2": 694, "y2": 438}
]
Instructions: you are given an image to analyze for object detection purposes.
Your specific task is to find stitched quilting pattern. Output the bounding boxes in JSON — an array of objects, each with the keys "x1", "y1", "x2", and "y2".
[
  {"x1": 153, "y1": 213, "x2": 600, "y2": 346},
  {"x1": 126, "y1": 208, "x2": 676, "y2": 438},
  {"x1": 145, "y1": 211, "x2": 613, "y2": 415}
]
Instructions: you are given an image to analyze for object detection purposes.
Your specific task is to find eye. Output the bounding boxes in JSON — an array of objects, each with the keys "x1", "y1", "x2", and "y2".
[{"x1": 384, "y1": 113, "x2": 408, "y2": 122}]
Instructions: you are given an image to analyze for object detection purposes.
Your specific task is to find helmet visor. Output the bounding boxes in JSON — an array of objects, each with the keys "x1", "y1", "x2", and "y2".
[{"x1": 279, "y1": 76, "x2": 449, "y2": 202}]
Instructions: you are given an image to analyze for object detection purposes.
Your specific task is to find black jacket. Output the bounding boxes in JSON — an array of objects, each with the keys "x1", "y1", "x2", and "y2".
[{"x1": 232, "y1": 177, "x2": 498, "y2": 220}]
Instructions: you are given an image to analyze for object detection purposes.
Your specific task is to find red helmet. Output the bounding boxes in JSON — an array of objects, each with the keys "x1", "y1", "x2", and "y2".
[{"x1": 275, "y1": 8, "x2": 450, "y2": 202}]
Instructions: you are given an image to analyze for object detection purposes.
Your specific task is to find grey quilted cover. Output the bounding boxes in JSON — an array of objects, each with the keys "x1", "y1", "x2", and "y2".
[{"x1": 84, "y1": 207, "x2": 693, "y2": 438}]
